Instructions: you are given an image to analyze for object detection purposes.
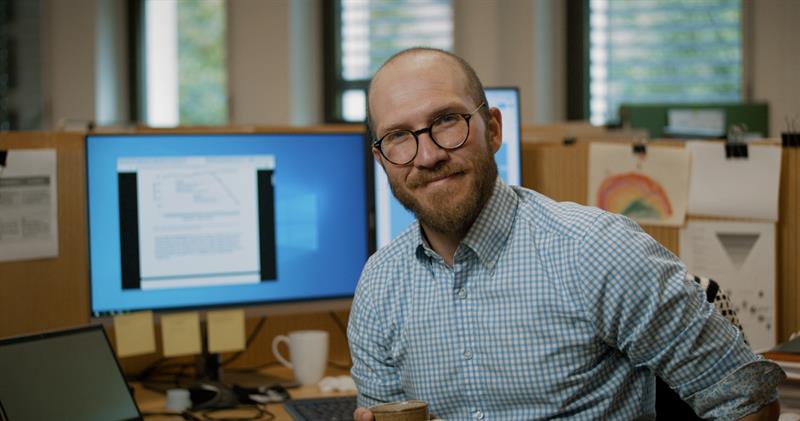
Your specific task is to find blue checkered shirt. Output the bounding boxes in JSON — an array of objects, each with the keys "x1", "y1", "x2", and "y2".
[{"x1": 348, "y1": 178, "x2": 784, "y2": 420}]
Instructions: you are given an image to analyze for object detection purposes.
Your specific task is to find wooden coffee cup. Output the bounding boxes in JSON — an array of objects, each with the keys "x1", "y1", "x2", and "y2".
[{"x1": 370, "y1": 400, "x2": 429, "y2": 421}]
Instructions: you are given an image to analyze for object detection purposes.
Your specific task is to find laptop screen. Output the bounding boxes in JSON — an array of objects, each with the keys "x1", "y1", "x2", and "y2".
[{"x1": 0, "y1": 325, "x2": 141, "y2": 421}]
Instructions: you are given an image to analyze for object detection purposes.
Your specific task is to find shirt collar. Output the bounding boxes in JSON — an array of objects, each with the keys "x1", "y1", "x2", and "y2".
[
  {"x1": 461, "y1": 177, "x2": 518, "y2": 270},
  {"x1": 414, "y1": 177, "x2": 519, "y2": 269}
]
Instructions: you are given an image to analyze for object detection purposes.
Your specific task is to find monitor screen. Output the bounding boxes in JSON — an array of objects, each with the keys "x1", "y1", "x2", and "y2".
[
  {"x1": 374, "y1": 87, "x2": 522, "y2": 247},
  {"x1": 0, "y1": 325, "x2": 141, "y2": 421},
  {"x1": 86, "y1": 132, "x2": 372, "y2": 317}
]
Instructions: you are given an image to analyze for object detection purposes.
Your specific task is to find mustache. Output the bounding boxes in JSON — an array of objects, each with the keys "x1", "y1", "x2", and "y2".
[{"x1": 407, "y1": 163, "x2": 465, "y2": 189}]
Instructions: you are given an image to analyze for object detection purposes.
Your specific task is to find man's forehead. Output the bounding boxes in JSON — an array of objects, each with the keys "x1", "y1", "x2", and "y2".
[
  {"x1": 372, "y1": 51, "x2": 462, "y2": 89},
  {"x1": 369, "y1": 52, "x2": 470, "y2": 128}
]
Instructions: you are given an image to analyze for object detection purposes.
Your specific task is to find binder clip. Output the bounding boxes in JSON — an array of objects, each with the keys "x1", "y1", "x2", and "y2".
[
  {"x1": 0, "y1": 150, "x2": 7, "y2": 176},
  {"x1": 782, "y1": 115, "x2": 799, "y2": 148},
  {"x1": 562, "y1": 135, "x2": 576, "y2": 146},
  {"x1": 632, "y1": 140, "x2": 646, "y2": 155},
  {"x1": 725, "y1": 125, "x2": 748, "y2": 159},
  {"x1": 783, "y1": 132, "x2": 800, "y2": 148}
]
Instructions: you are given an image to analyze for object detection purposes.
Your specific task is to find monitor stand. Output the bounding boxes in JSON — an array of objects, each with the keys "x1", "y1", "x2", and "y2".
[{"x1": 195, "y1": 329, "x2": 295, "y2": 389}]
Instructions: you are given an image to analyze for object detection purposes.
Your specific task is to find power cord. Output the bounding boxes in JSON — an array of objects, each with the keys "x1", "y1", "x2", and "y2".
[
  {"x1": 328, "y1": 311, "x2": 347, "y2": 337},
  {"x1": 221, "y1": 316, "x2": 268, "y2": 367}
]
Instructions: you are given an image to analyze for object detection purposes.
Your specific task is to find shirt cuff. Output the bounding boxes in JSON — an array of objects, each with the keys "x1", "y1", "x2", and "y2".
[{"x1": 685, "y1": 359, "x2": 786, "y2": 420}]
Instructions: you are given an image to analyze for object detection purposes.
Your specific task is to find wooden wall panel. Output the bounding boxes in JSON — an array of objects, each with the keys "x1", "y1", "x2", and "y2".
[
  {"x1": 0, "y1": 132, "x2": 90, "y2": 336},
  {"x1": 521, "y1": 142, "x2": 588, "y2": 204},
  {"x1": 778, "y1": 148, "x2": 800, "y2": 340}
]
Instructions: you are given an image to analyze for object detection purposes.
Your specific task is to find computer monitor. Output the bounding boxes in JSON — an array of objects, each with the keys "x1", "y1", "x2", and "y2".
[
  {"x1": 374, "y1": 87, "x2": 522, "y2": 247},
  {"x1": 86, "y1": 132, "x2": 373, "y2": 318}
]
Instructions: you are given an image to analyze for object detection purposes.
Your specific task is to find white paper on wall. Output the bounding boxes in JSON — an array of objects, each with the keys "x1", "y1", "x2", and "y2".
[
  {"x1": 680, "y1": 220, "x2": 776, "y2": 352},
  {"x1": 687, "y1": 141, "x2": 782, "y2": 221},
  {"x1": 0, "y1": 149, "x2": 59, "y2": 263}
]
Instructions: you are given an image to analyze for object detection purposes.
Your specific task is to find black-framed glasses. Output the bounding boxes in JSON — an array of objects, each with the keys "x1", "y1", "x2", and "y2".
[{"x1": 373, "y1": 102, "x2": 486, "y2": 165}]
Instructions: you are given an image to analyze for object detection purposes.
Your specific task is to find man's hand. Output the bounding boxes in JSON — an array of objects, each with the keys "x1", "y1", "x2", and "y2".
[
  {"x1": 738, "y1": 400, "x2": 780, "y2": 421},
  {"x1": 354, "y1": 407, "x2": 374, "y2": 421}
]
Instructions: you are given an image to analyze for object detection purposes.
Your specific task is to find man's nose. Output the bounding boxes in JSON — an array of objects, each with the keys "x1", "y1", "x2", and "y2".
[{"x1": 414, "y1": 131, "x2": 448, "y2": 168}]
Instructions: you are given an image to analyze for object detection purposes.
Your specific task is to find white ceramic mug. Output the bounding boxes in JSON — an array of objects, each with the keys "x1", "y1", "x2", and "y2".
[{"x1": 271, "y1": 330, "x2": 329, "y2": 385}]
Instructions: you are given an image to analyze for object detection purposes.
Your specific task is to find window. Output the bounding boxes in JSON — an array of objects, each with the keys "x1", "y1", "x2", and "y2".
[
  {"x1": 137, "y1": 0, "x2": 227, "y2": 127},
  {"x1": 588, "y1": 0, "x2": 742, "y2": 125},
  {"x1": 325, "y1": 0, "x2": 454, "y2": 123}
]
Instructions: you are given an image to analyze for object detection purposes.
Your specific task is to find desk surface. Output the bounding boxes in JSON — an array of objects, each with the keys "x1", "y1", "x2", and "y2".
[{"x1": 133, "y1": 366, "x2": 356, "y2": 420}]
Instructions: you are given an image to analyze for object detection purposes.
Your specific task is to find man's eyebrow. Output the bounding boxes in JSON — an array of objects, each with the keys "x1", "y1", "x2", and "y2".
[{"x1": 379, "y1": 103, "x2": 466, "y2": 135}]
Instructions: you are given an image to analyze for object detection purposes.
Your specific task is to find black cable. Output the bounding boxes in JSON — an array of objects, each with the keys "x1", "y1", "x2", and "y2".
[
  {"x1": 226, "y1": 360, "x2": 281, "y2": 373},
  {"x1": 327, "y1": 360, "x2": 351, "y2": 370},
  {"x1": 197, "y1": 405, "x2": 274, "y2": 421},
  {"x1": 132, "y1": 357, "x2": 168, "y2": 381},
  {"x1": 328, "y1": 311, "x2": 348, "y2": 337},
  {"x1": 328, "y1": 311, "x2": 354, "y2": 370},
  {"x1": 220, "y1": 316, "x2": 268, "y2": 367},
  {"x1": 140, "y1": 410, "x2": 185, "y2": 419}
]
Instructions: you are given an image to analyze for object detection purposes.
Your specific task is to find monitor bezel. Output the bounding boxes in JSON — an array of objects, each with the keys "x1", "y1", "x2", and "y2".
[{"x1": 484, "y1": 86, "x2": 523, "y2": 185}]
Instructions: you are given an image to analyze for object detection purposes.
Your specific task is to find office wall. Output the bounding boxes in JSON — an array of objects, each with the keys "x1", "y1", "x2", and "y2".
[
  {"x1": 43, "y1": 0, "x2": 97, "y2": 128},
  {"x1": 454, "y1": 0, "x2": 566, "y2": 124},
  {"x1": 226, "y1": 0, "x2": 323, "y2": 126},
  {"x1": 37, "y1": 1, "x2": 800, "y2": 129},
  {"x1": 751, "y1": 0, "x2": 800, "y2": 136}
]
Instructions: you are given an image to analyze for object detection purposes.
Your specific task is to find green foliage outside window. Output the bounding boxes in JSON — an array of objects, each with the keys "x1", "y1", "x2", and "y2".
[{"x1": 177, "y1": 0, "x2": 227, "y2": 125}]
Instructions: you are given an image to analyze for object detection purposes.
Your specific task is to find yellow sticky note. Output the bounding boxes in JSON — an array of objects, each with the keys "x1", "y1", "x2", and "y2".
[
  {"x1": 161, "y1": 312, "x2": 202, "y2": 357},
  {"x1": 113, "y1": 311, "x2": 156, "y2": 358},
  {"x1": 207, "y1": 309, "x2": 246, "y2": 353}
]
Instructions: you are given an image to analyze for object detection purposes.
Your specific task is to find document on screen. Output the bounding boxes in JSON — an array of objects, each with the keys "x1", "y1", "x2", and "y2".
[{"x1": 117, "y1": 155, "x2": 275, "y2": 290}]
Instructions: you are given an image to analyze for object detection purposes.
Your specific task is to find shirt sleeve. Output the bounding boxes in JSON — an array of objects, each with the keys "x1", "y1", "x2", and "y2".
[
  {"x1": 347, "y1": 266, "x2": 406, "y2": 408},
  {"x1": 574, "y1": 212, "x2": 785, "y2": 420}
]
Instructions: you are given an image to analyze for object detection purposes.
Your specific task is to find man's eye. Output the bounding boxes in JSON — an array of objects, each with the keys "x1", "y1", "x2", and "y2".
[
  {"x1": 384, "y1": 131, "x2": 411, "y2": 143},
  {"x1": 436, "y1": 114, "x2": 460, "y2": 126}
]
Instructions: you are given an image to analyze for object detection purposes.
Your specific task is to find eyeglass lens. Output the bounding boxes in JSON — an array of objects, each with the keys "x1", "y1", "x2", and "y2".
[{"x1": 381, "y1": 113, "x2": 470, "y2": 164}]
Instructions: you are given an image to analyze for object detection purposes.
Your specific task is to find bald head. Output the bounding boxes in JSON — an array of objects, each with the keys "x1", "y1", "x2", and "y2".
[{"x1": 366, "y1": 48, "x2": 489, "y2": 140}]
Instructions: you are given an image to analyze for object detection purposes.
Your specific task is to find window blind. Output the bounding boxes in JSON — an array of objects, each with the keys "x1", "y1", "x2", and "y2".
[
  {"x1": 338, "y1": 0, "x2": 453, "y2": 121},
  {"x1": 589, "y1": 0, "x2": 742, "y2": 125}
]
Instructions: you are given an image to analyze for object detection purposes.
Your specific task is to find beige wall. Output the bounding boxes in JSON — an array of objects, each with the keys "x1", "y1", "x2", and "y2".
[
  {"x1": 44, "y1": 0, "x2": 97, "y2": 128},
  {"x1": 40, "y1": 0, "x2": 798, "y2": 130},
  {"x1": 750, "y1": 0, "x2": 800, "y2": 136},
  {"x1": 454, "y1": 0, "x2": 566, "y2": 124}
]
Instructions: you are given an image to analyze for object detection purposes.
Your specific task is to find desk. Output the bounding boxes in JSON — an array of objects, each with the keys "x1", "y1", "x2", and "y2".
[{"x1": 133, "y1": 367, "x2": 356, "y2": 420}]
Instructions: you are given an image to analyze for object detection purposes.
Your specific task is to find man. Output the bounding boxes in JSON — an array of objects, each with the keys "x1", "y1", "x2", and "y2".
[{"x1": 348, "y1": 47, "x2": 784, "y2": 420}]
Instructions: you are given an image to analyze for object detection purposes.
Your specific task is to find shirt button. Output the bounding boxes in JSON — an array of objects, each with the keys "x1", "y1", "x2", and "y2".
[
  {"x1": 456, "y1": 288, "x2": 467, "y2": 299},
  {"x1": 463, "y1": 350, "x2": 473, "y2": 360},
  {"x1": 473, "y1": 410, "x2": 484, "y2": 419}
]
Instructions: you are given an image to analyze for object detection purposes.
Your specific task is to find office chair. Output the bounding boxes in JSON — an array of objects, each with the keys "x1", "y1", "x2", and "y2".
[{"x1": 655, "y1": 274, "x2": 746, "y2": 420}]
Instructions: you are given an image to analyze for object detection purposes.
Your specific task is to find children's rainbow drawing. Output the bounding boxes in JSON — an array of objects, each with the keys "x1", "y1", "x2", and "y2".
[{"x1": 596, "y1": 172, "x2": 673, "y2": 220}]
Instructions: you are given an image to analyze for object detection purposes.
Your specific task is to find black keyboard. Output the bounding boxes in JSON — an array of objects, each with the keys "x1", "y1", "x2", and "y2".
[{"x1": 283, "y1": 396, "x2": 357, "y2": 421}]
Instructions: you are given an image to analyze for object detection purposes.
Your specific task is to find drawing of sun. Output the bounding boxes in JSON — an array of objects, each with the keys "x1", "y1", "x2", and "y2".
[{"x1": 596, "y1": 172, "x2": 673, "y2": 219}]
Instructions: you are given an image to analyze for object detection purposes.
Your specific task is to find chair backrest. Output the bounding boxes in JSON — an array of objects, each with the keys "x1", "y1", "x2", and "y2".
[{"x1": 655, "y1": 274, "x2": 745, "y2": 420}]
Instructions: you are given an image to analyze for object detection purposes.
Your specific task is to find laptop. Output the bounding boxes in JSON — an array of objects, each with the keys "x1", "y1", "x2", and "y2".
[{"x1": 0, "y1": 325, "x2": 142, "y2": 420}]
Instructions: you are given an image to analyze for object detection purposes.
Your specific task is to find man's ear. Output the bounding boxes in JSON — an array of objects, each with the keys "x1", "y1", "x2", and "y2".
[
  {"x1": 372, "y1": 147, "x2": 385, "y2": 169},
  {"x1": 487, "y1": 107, "x2": 503, "y2": 154}
]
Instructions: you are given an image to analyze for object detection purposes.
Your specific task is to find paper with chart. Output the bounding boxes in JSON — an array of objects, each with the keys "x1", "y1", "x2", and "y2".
[
  {"x1": 588, "y1": 143, "x2": 690, "y2": 226},
  {"x1": 686, "y1": 141, "x2": 782, "y2": 221},
  {"x1": 0, "y1": 149, "x2": 59, "y2": 263},
  {"x1": 121, "y1": 155, "x2": 274, "y2": 290},
  {"x1": 679, "y1": 220, "x2": 776, "y2": 352}
]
